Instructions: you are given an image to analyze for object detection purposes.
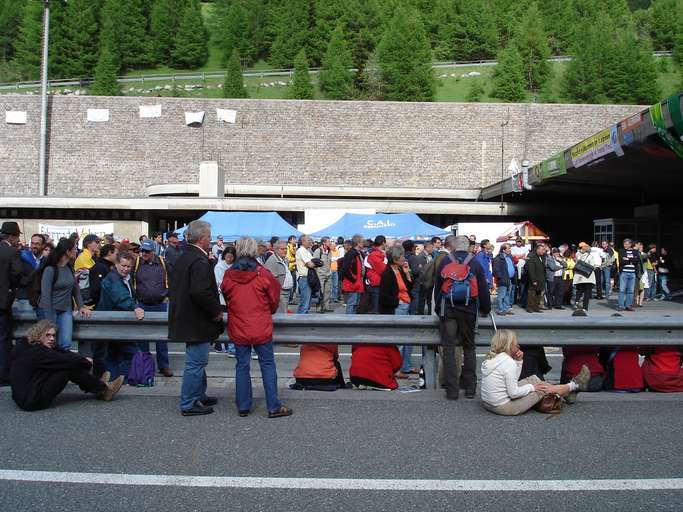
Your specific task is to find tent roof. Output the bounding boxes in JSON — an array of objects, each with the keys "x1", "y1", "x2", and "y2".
[
  {"x1": 310, "y1": 213, "x2": 449, "y2": 240},
  {"x1": 175, "y1": 211, "x2": 302, "y2": 242},
  {"x1": 496, "y1": 221, "x2": 549, "y2": 243}
]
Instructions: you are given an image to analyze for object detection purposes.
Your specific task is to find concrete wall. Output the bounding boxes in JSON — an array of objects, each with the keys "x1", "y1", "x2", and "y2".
[{"x1": 0, "y1": 96, "x2": 641, "y2": 198}]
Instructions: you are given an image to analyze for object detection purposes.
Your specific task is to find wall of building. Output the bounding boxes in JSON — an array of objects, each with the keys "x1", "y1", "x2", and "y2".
[{"x1": 0, "y1": 95, "x2": 641, "y2": 198}]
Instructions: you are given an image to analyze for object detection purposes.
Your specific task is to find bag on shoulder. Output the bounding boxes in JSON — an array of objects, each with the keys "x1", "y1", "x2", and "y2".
[
  {"x1": 574, "y1": 259, "x2": 594, "y2": 278},
  {"x1": 440, "y1": 254, "x2": 478, "y2": 306},
  {"x1": 127, "y1": 351, "x2": 155, "y2": 387},
  {"x1": 75, "y1": 267, "x2": 94, "y2": 306}
]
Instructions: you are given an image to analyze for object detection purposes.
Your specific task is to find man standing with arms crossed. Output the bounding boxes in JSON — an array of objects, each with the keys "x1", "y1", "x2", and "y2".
[{"x1": 169, "y1": 221, "x2": 223, "y2": 416}]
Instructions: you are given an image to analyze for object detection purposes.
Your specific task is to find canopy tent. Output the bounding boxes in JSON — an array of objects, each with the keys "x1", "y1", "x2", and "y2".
[
  {"x1": 496, "y1": 221, "x2": 549, "y2": 243},
  {"x1": 175, "y1": 211, "x2": 302, "y2": 242},
  {"x1": 310, "y1": 213, "x2": 449, "y2": 240}
]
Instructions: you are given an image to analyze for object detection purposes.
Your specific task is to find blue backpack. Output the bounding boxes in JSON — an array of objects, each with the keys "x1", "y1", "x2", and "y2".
[{"x1": 127, "y1": 352, "x2": 155, "y2": 387}]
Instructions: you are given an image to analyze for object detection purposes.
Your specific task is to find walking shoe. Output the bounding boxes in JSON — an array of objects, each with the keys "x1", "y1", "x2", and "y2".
[
  {"x1": 465, "y1": 389, "x2": 476, "y2": 399},
  {"x1": 181, "y1": 404, "x2": 214, "y2": 416},
  {"x1": 160, "y1": 367, "x2": 174, "y2": 377},
  {"x1": 97, "y1": 375, "x2": 124, "y2": 401},
  {"x1": 625, "y1": 306, "x2": 636, "y2": 312},
  {"x1": 238, "y1": 410, "x2": 249, "y2": 417},
  {"x1": 505, "y1": 311, "x2": 515, "y2": 315},
  {"x1": 616, "y1": 307, "x2": 625, "y2": 312},
  {"x1": 200, "y1": 396, "x2": 218, "y2": 407},
  {"x1": 268, "y1": 406, "x2": 293, "y2": 418},
  {"x1": 573, "y1": 364, "x2": 591, "y2": 391},
  {"x1": 100, "y1": 371, "x2": 111, "y2": 384},
  {"x1": 572, "y1": 309, "x2": 587, "y2": 317}
]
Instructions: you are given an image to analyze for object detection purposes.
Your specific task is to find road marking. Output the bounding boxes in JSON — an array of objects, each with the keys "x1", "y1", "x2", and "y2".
[{"x1": 0, "y1": 470, "x2": 681, "y2": 491}]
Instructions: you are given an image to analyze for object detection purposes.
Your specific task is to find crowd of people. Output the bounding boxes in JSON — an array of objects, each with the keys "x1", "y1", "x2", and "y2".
[{"x1": 0, "y1": 219, "x2": 681, "y2": 418}]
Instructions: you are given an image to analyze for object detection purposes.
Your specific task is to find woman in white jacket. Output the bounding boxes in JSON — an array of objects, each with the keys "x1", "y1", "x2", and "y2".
[{"x1": 481, "y1": 330, "x2": 590, "y2": 416}]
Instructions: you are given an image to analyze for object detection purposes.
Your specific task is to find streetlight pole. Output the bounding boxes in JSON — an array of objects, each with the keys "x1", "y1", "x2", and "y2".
[
  {"x1": 38, "y1": 0, "x2": 50, "y2": 196},
  {"x1": 499, "y1": 109, "x2": 510, "y2": 214}
]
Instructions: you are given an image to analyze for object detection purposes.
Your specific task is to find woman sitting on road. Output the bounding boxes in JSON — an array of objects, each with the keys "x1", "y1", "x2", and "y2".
[
  {"x1": 10, "y1": 320, "x2": 124, "y2": 411},
  {"x1": 220, "y1": 237, "x2": 292, "y2": 418},
  {"x1": 349, "y1": 344, "x2": 403, "y2": 391},
  {"x1": 640, "y1": 346, "x2": 683, "y2": 392},
  {"x1": 292, "y1": 344, "x2": 347, "y2": 391},
  {"x1": 481, "y1": 330, "x2": 590, "y2": 416}
]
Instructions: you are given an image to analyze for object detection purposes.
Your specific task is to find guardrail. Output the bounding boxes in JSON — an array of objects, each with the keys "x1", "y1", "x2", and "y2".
[
  {"x1": 1, "y1": 52, "x2": 673, "y2": 91},
  {"x1": 11, "y1": 309, "x2": 683, "y2": 389}
]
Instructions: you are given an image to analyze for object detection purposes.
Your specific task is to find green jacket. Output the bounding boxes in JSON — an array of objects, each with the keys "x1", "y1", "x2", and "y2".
[
  {"x1": 97, "y1": 271, "x2": 136, "y2": 311},
  {"x1": 526, "y1": 253, "x2": 546, "y2": 291}
]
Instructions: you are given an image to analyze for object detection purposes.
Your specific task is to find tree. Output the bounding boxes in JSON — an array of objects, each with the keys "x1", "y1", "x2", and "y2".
[
  {"x1": 318, "y1": 22, "x2": 354, "y2": 99},
  {"x1": 223, "y1": 50, "x2": 249, "y2": 98},
  {"x1": 0, "y1": 0, "x2": 27, "y2": 62},
  {"x1": 435, "y1": 0, "x2": 499, "y2": 61},
  {"x1": 150, "y1": 0, "x2": 184, "y2": 64},
  {"x1": 377, "y1": 6, "x2": 435, "y2": 102},
  {"x1": 466, "y1": 79, "x2": 485, "y2": 102},
  {"x1": 514, "y1": 2, "x2": 552, "y2": 93},
  {"x1": 90, "y1": 43, "x2": 121, "y2": 96},
  {"x1": 58, "y1": 0, "x2": 100, "y2": 77},
  {"x1": 99, "y1": 0, "x2": 152, "y2": 71},
  {"x1": 269, "y1": 0, "x2": 313, "y2": 68},
  {"x1": 12, "y1": 0, "x2": 44, "y2": 80},
  {"x1": 649, "y1": 0, "x2": 681, "y2": 50},
  {"x1": 288, "y1": 48, "x2": 314, "y2": 99},
  {"x1": 562, "y1": 20, "x2": 609, "y2": 103},
  {"x1": 491, "y1": 45, "x2": 526, "y2": 102},
  {"x1": 171, "y1": 0, "x2": 209, "y2": 69},
  {"x1": 213, "y1": 0, "x2": 256, "y2": 66}
]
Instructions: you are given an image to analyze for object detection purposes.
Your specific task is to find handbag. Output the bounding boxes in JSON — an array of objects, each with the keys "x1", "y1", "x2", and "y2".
[
  {"x1": 534, "y1": 393, "x2": 563, "y2": 414},
  {"x1": 574, "y1": 258, "x2": 594, "y2": 278}
]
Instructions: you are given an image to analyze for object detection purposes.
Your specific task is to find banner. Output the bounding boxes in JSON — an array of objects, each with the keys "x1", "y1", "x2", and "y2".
[
  {"x1": 39, "y1": 223, "x2": 114, "y2": 245},
  {"x1": 570, "y1": 128, "x2": 612, "y2": 168},
  {"x1": 610, "y1": 124, "x2": 624, "y2": 157},
  {"x1": 139, "y1": 104, "x2": 162, "y2": 118},
  {"x1": 5, "y1": 111, "x2": 27, "y2": 124},
  {"x1": 216, "y1": 108, "x2": 237, "y2": 124},
  {"x1": 650, "y1": 102, "x2": 683, "y2": 160},
  {"x1": 666, "y1": 94, "x2": 683, "y2": 140},
  {"x1": 539, "y1": 152, "x2": 567, "y2": 181}
]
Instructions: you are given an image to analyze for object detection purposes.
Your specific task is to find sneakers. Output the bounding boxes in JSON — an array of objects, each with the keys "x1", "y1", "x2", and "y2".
[
  {"x1": 625, "y1": 306, "x2": 636, "y2": 312},
  {"x1": 97, "y1": 375, "x2": 124, "y2": 401},
  {"x1": 572, "y1": 309, "x2": 587, "y2": 317},
  {"x1": 181, "y1": 403, "x2": 214, "y2": 416},
  {"x1": 567, "y1": 364, "x2": 591, "y2": 404}
]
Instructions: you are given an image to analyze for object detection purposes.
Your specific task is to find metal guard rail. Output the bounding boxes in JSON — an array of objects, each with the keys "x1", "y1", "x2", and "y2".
[{"x1": 12, "y1": 311, "x2": 683, "y2": 389}]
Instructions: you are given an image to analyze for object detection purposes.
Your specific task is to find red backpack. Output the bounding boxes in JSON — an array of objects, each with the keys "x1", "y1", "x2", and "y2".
[{"x1": 440, "y1": 253, "x2": 478, "y2": 306}]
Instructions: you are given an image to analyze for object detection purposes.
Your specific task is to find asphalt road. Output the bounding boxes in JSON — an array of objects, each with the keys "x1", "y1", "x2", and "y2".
[{"x1": 1, "y1": 387, "x2": 682, "y2": 511}]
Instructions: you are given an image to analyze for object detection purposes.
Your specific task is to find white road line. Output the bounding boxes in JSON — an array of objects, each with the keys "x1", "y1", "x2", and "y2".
[{"x1": 0, "y1": 470, "x2": 681, "y2": 491}]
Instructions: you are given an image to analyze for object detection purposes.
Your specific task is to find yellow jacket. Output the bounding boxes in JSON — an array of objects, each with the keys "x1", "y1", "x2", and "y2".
[
  {"x1": 74, "y1": 248, "x2": 96, "y2": 271},
  {"x1": 563, "y1": 257, "x2": 575, "y2": 280},
  {"x1": 287, "y1": 243, "x2": 297, "y2": 271}
]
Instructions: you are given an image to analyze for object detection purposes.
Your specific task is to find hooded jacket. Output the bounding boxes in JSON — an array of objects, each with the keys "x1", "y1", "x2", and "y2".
[
  {"x1": 220, "y1": 257, "x2": 280, "y2": 345},
  {"x1": 365, "y1": 247, "x2": 386, "y2": 287},
  {"x1": 480, "y1": 352, "x2": 535, "y2": 407}
]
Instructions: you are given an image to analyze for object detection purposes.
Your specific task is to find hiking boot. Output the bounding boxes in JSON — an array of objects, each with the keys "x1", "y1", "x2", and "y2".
[
  {"x1": 97, "y1": 375, "x2": 124, "y2": 401},
  {"x1": 573, "y1": 364, "x2": 591, "y2": 391}
]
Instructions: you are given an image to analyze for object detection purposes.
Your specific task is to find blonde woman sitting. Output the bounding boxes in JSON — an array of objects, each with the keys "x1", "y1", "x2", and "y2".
[{"x1": 481, "y1": 330, "x2": 590, "y2": 416}]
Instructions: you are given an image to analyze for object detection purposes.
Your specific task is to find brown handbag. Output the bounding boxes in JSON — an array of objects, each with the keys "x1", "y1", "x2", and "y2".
[{"x1": 534, "y1": 393, "x2": 563, "y2": 414}]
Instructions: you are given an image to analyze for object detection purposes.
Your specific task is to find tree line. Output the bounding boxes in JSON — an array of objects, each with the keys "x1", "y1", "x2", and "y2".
[{"x1": 0, "y1": 0, "x2": 681, "y2": 104}]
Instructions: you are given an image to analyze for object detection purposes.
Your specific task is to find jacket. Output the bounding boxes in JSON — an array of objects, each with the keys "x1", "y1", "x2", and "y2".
[
  {"x1": 434, "y1": 251, "x2": 491, "y2": 317},
  {"x1": 492, "y1": 253, "x2": 514, "y2": 288},
  {"x1": 473, "y1": 251, "x2": 493, "y2": 288},
  {"x1": 264, "y1": 253, "x2": 289, "y2": 288},
  {"x1": 349, "y1": 345, "x2": 402, "y2": 389},
  {"x1": 525, "y1": 253, "x2": 546, "y2": 290},
  {"x1": 312, "y1": 247, "x2": 332, "y2": 277},
  {"x1": 544, "y1": 254, "x2": 564, "y2": 282},
  {"x1": 293, "y1": 344, "x2": 338, "y2": 380},
  {"x1": 0, "y1": 240, "x2": 25, "y2": 311},
  {"x1": 168, "y1": 245, "x2": 223, "y2": 343},
  {"x1": 480, "y1": 352, "x2": 534, "y2": 407},
  {"x1": 163, "y1": 244, "x2": 183, "y2": 275},
  {"x1": 365, "y1": 248, "x2": 386, "y2": 287},
  {"x1": 220, "y1": 257, "x2": 280, "y2": 345},
  {"x1": 10, "y1": 340, "x2": 93, "y2": 411},
  {"x1": 97, "y1": 271, "x2": 136, "y2": 311},
  {"x1": 378, "y1": 265, "x2": 413, "y2": 314},
  {"x1": 341, "y1": 248, "x2": 364, "y2": 293},
  {"x1": 90, "y1": 259, "x2": 114, "y2": 308},
  {"x1": 562, "y1": 346, "x2": 604, "y2": 380},
  {"x1": 573, "y1": 251, "x2": 600, "y2": 285}
]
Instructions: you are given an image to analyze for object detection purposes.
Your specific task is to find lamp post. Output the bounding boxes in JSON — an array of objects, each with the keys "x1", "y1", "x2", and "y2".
[{"x1": 38, "y1": 0, "x2": 50, "y2": 196}]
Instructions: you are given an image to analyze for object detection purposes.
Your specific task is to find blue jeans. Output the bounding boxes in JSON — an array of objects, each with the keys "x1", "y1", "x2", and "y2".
[
  {"x1": 497, "y1": 285, "x2": 511, "y2": 313},
  {"x1": 409, "y1": 284, "x2": 420, "y2": 315},
  {"x1": 345, "y1": 292, "x2": 360, "y2": 314},
  {"x1": 507, "y1": 284, "x2": 515, "y2": 307},
  {"x1": 646, "y1": 270, "x2": 657, "y2": 300},
  {"x1": 235, "y1": 342, "x2": 282, "y2": 413},
  {"x1": 331, "y1": 271, "x2": 339, "y2": 301},
  {"x1": 297, "y1": 276, "x2": 311, "y2": 314},
  {"x1": 367, "y1": 286, "x2": 380, "y2": 314},
  {"x1": 395, "y1": 303, "x2": 414, "y2": 372},
  {"x1": 180, "y1": 342, "x2": 210, "y2": 411},
  {"x1": 137, "y1": 302, "x2": 170, "y2": 371},
  {"x1": 43, "y1": 309, "x2": 73, "y2": 350},
  {"x1": 602, "y1": 267, "x2": 612, "y2": 298},
  {"x1": 618, "y1": 272, "x2": 636, "y2": 309},
  {"x1": 659, "y1": 274, "x2": 670, "y2": 299},
  {"x1": 0, "y1": 310, "x2": 12, "y2": 381}
]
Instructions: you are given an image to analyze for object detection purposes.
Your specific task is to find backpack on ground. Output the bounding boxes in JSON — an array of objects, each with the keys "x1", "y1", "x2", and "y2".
[
  {"x1": 127, "y1": 352, "x2": 155, "y2": 387},
  {"x1": 440, "y1": 253, "x2": 478, "y2": 307}
]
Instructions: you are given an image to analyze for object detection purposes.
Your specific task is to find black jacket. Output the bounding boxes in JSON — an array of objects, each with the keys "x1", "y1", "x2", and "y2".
[
  {"x1": 168, "y1": 245, "x2": 223, "y2": 343},
  {"x1": 526, "y1": 253, "x2": 546, "y2": 291},
  {"x1": 434, "y1": 251, "x2": 491, "y2": 317},
  {"x1": 90, "y1": 259, "x2": 114, "y2": 308},
  {"x1": 492, "y1": 253, "x2": 513, "y2": 288},
  {"x1": 0, "y1": 241, "x2": 25, "y2": 311},
  {"x1": 10, "y1": 340, "x2": 92, "y2": 410},
  {"x1": 378, "y1": 265, "x2": 413, "y2": 314}
]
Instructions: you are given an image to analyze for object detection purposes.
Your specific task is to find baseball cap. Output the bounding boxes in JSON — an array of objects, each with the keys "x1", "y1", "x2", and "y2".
[
  {"x1": 140, "y1": 239, "x2": 156, "y2": 252},
  {"x1": 216, "y1": 235, "x2": 223, "y2": 240}
]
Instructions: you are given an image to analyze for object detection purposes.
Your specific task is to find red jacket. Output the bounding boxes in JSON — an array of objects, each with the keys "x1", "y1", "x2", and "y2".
[
  {"x1": 365, "y1": 248, "x2": 386, "y2": 287},
  {"x1": 349, "y1": 345, "x2": 402, "y2": 389},
  {"x1": 341, "y1": 248, "x2": 365, "y2": 293},
  {"x1": 562, "y1": 346, "x2": 604, "y2": 379},
  {"x1": 642, "y1": 347, "x2": 683, "y2": 392},
  {"x1": 220, "y1": 259, "x2": 280, "y2": 345}
]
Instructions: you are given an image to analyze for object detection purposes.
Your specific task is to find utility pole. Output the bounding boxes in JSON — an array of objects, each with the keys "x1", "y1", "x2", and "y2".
[
  {"x1": 499, "y1": 108, "x2": 510, "y2": 214},
  {"x1": 38, "y1": 1, "x2": 50, "y2": 196}
]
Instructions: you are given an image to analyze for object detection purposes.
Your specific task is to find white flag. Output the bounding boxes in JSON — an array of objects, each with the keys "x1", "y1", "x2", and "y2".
[
  {"x1": 216, "y1": 108, "x2": 237, "y2": 124},
  {"x1": 185, "y1": 111, "x2": 205, "y2": 126},
  {"x1": 139, "y1": 104, "x2": 162, "y2": 118},
  {"x1": 5, "y1": 111, "x2": 27, "y2": 124},
  {"x1": 87, "y1": 109, "x2": 110, "y2": 122}
]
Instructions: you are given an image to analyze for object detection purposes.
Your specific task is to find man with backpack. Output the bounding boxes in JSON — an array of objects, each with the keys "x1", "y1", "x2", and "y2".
[
  {"x1": 133, "y1": 239, "x2": 173, "y2": 377},
  {"x1": 435, "y1": 235, "x2": 491, "y2": 400},
  {"x1": 74, "y1": 234, "x2": 101, "y2": 309}
]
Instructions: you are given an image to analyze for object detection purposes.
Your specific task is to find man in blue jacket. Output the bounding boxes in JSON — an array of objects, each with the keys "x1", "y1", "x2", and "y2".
[
  {"x1": 98, "y1": 252, "x2": 145, "y2": 380},
  {"x1": 473, "y1": 239, "x2": 494, "y2": 290},
  {"x1": 435, "y1": 235, "x2": 491, "y2": 400}
]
